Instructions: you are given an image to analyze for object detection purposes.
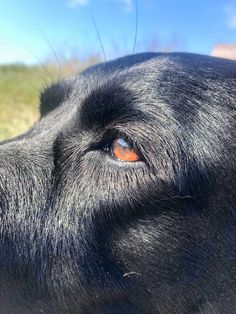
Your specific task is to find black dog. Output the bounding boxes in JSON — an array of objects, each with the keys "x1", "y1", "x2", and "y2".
[{"x1": 0, "y1": 53, "x2": 235, "y2": 313}]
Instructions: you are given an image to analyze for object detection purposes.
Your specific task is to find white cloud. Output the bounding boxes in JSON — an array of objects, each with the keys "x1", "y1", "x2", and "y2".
[
  {"x1": 225, "y1": 4, "x2": 236, "y2": 29},
  {"x1": 67, "y1": 0, "x2": 90, "y2": 8},
  {"x1": 117, "y1": 0, "x2": 152, "y2": 13},
  {"x1": 67, "y1": 0, "x2": 151, "y2": 11},
  {"x1": 121, "y1": 0, "x2": 133, "y2": 12}
]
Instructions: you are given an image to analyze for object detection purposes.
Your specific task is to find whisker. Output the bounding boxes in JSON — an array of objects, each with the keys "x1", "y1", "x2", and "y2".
[
  {"x1": 132, "y1": 0, "x2": 138, "y2": 54},
  {"x1": 90, "y1": 12, "x2": 107, "y2": 63},
  {"x1": 37, "y1": 26, "x2": 63, "y2": 80},
  {"x1": 24, "y1": 48, "x2": 57, "y2": 86}
]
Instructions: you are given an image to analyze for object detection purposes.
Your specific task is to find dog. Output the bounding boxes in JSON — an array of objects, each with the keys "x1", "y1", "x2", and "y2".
[{"x1": 0, "y1": 52, "x2": 235, "y2": 313}]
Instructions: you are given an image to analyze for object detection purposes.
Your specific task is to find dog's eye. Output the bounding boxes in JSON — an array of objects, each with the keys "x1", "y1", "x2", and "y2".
[{"x1": 110, "y1": 138, "x2": 141, "y2": 162}]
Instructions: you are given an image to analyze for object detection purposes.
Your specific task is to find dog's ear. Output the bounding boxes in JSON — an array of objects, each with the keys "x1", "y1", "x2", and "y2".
[{"x1": 40, "y1": 81, "x2": 72, "y2": 117}]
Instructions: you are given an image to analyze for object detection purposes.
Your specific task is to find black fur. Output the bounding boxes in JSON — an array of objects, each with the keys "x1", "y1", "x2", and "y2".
[{"x1": 0, "y1": 52, "x2": 235, "y2": 313}]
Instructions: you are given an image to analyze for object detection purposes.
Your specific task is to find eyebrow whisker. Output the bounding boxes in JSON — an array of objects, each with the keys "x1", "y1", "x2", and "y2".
[{"x1": 132, "y1": 0, "x2": 138, "y2": 55}]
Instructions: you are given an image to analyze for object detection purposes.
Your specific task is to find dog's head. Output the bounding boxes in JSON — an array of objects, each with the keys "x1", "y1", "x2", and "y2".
[{"x1": 0, "y1": 53, "x2": 235, "y2": 313}]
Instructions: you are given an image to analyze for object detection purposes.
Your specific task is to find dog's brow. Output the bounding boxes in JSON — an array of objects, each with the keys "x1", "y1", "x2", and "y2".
[{"x1": 78, "y1": 83, "x2": 144, "y2": 130}]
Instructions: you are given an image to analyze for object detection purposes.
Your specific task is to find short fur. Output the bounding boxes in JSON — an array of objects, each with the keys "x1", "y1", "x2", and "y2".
[{"x1": 0, "y1": 53, "x2": 235, "y2": 313}]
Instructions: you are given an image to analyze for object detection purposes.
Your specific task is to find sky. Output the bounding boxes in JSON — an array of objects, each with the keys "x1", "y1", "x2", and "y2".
[{"x1": 0, "y1": 0, "x2": 236, "y2": 64}]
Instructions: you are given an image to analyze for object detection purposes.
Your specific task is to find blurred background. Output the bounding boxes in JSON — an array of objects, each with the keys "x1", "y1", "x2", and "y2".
[{"x1": 1, "y1": 0, "x2": 236, "y2": 140}]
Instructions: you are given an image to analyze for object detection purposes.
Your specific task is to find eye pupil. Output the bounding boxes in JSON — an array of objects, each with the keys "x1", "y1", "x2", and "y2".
[{"x1": 112, "y1": 138, "x2": 140, "y2": 162}]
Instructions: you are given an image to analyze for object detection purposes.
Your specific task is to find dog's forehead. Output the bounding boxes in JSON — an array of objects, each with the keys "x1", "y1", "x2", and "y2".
[
  {"x1": 80, "y1": 52, "x2": 236, "y2": 80},
  {"x1": 68, "y1": 53, "x2": 236, "y2": 116},
  {"x1": 66, "y1": 53, "x2": 236, "y2": 110},
  {"x1": 29, "y1": 52, "x2": 236, "y2": 145},
  {"x1": 41, "y1": 53, "x2": 236, "y2": 109}
]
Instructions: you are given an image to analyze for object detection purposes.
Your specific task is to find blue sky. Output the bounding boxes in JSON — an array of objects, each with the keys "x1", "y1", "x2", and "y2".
[{"x1": 0, "y1": 0, "x2": 236, "y2": 64}]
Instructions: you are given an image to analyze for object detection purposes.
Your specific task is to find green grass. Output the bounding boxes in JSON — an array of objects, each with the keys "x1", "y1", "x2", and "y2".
[
  {"x1": 0, "y1": 56, "x2": 100, "y2": 141},
  {"x1": 0, "y1": 64, "x2": 48, "y2": 141}
]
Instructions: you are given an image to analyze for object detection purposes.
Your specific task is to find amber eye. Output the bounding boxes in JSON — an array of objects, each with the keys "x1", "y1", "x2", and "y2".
[{"x1": 111, "y1": 138, "x2": 141, "y2": 162}]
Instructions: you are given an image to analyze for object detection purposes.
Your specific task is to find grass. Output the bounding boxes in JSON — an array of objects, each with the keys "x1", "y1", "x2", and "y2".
[
  {"x1": 0, "y1": 64, "x2": 44, "y2": 141},
  {"x1": 0, "y1": 56, "x2": 100, "y2": 141}
]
